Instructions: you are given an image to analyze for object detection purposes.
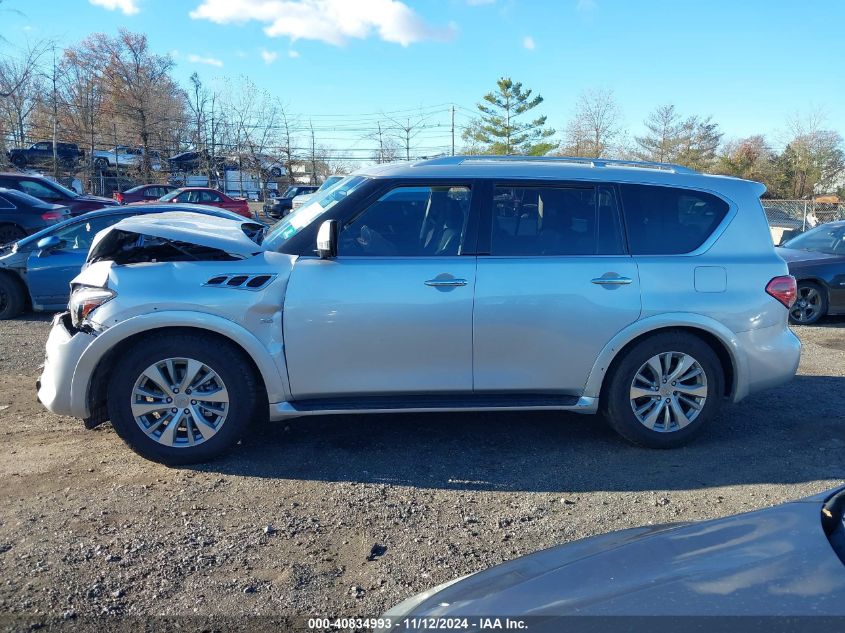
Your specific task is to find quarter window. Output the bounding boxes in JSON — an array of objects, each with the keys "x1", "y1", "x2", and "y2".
[
  {"x1": 338, "y1": 185, "x2": 471, "y2": 257},
  {"x1": 619, "y1": 184, "x2": 730, "y2": 255},
  {"x1": 490, "y1": 185, "x2": 624, "y2": 256}
]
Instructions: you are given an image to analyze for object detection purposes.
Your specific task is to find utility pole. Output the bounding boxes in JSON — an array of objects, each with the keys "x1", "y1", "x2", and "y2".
[
  {"x1": 51, "y1": 48, "x2": 58, "y2": 180},
  {"x1": 451, "y1": 105, "x2": 455, "y2": 156},
  {"x1": 377, "y1": 121, "x2": 384, "y2": 163},
  {"x1": 405, "y1": 118, "x2": 410, "y2": 161},
  {"x1": 310, "y1": 120, "x2": 316, "y2": 185},
  {"x1": 113, "y1": 123, "x2": 120, "y2": 193}
]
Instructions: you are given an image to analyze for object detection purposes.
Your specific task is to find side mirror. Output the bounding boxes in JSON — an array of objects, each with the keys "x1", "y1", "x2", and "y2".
[
  {"x1": 36, "y1": 235, "x2": 62, "y2": 256},
  {"x1": 316, "y1": 220, "x2": 338, "y2": 259}
]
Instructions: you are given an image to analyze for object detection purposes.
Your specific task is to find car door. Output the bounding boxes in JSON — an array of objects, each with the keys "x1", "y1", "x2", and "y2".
[
  {"x1": 283, "y1": 183, "x2": 478, "y2": 399},
  {"x1": 473, "y1": 182, "x2": 642, "y2": 395},
  {"x1": 26, "y1": 214, "x2": 128, "y2": 307}
]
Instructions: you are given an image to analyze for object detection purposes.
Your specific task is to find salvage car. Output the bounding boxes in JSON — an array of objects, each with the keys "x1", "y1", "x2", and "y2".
[
  {"x1": 37, "y1": 157, "x2": 800, "y2": 464},
  {"x1": 8, "y1": 141, "x2": 84, "y2": 169},
  {"x1": 0, "y1": 172, "x2": 118, "y2": 216},
  {"x1": 379, "y1": 485, "x2": 845, "y2": 628},
  {"x1": 152, "y1": 187, "x2": 252, "y2": 218},
  {"x1": 92, "y1": 145, "x2": 162, "y2": 172},
  {"x1": 113, "y1": 183, "x2": 178, "y2": 204},
  {"x1": 0, "y1": 204, "x2": 261, "y2": 320},
  {"x1": 777, "y1": 220, "x2": 845, "y2": 324},
  {"x1": 0, "y1": 187, "x2": 70, "y2": 244}
]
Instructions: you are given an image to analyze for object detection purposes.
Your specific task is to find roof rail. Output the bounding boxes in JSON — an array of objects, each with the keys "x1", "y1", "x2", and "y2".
[{"x1": 417, "y1": 155, "x2": 697, "y2": 174}]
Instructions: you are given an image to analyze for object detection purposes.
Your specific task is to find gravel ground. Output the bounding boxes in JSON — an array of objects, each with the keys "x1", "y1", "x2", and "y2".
[{"x1": 0, "y1": 314, "x2": 843, "y2": 631}]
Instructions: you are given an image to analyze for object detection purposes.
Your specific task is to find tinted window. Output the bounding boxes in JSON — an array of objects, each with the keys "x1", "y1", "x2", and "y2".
[
  {"x1": 620, "y1": 185, "x2": 729, "y2": 255},
  {"x1": 338, "y1": 185, "x2": 471, "y2": 257},
  {"x1": 783, "y1": 224, "x2": 845, "y2": 255},
  {"x1": 201, "y1": 191, "x2": 222, "y2": 203},
  {"x1": 15, "y1": 179, "x2": 63, "y2": 200},
  {"x1": 490, "y1": 185, "x2": 624, "y2": 256}
]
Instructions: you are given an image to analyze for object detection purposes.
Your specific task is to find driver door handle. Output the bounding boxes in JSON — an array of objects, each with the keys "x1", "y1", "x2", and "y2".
[
  {"x1": 425, "y1": 278, "x2": 467, "y2": 287},
  {"x1": 591, "y1": 275, "x2": 633, "y2": 285}
]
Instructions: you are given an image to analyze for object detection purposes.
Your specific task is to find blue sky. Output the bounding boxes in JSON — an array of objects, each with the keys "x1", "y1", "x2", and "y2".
[{"x1": 3, "y1": 0, "x2": 844, "y2": 157}]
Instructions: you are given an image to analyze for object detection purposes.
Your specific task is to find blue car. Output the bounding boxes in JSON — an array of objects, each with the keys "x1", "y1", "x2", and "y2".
[{"x1": 0, "y1": 203, "x2": 264, "y2": 319}]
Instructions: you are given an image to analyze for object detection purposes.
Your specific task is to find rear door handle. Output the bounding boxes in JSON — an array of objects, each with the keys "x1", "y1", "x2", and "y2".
[
  {"x1": 591, "y1": 275, "x2": 633, "y2": 285},
  {"x1": 425, "y1": 278, "x2": 468, "y2": 287}
]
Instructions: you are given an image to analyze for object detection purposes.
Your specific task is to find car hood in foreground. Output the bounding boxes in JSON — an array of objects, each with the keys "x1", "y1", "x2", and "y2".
[
  {"x1": 776, "y1": 247, "x2": 844, "y2": 265},
  {"x1": 392, "y1": 488, "x2": 845, "y2": 619},
  {"x1": 87, "y1": 211, "x2": 265, "y2": 262}
]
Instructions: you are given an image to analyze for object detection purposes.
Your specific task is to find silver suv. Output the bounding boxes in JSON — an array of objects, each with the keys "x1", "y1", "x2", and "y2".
[{"x1": 37, "y1": 157, "x2": 801, "y2": 464}]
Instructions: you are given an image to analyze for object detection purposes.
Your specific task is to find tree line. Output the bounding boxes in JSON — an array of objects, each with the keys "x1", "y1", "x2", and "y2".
[{"x1": 1, "y1": 32, "x2": 842, "y2": 200}]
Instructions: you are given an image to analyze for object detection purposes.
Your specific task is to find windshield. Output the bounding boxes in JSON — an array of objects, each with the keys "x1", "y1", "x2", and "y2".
[
  {"x1": 783, "y1": 224, "x2": 845, "y2": 255},
  {"x1": 262, "y1": 175, "x2": 367, "y2": 251},
  {"x1": 317, "y1": 176, "x2": 343, "y2": 192}
]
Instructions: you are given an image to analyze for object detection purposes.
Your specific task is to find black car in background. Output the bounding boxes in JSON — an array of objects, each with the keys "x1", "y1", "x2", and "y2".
[
  {"x1": 263, "y1": 184, "x2": 318, "y2": 218},
  {"x1": 777, "y1": 220, "x2": 845, "y2": 324},
  {"x1": 0, "y1": 187, "x2": 69, "y2": 244},
  {"x1": 8, "y1": 141, "x2": 84, "y2": 169},
  {"x1": 0, "y1": 173, "x2": 117, "y2": 216}
]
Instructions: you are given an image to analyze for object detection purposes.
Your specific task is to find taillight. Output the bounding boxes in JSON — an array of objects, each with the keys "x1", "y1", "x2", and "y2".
[
  {"x1": 766, "y1": 275, "x2": 797, "y2": 308},
  {"x1": 113, "y1": 192, "x2": 124, "y2": 203},
  {"x1": 41, "y1": 211, "x2": 65, "y2": 221}
]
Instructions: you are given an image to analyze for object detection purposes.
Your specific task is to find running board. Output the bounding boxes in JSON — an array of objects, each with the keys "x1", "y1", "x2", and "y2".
[{"x1": 268, "y1": 394, "x2": 598, "y2": 420}]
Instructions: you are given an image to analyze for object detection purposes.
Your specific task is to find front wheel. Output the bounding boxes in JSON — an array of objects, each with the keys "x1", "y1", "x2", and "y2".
[
  {"x1": 789, "y1": 282, "x2": 827, "y2": 325},
  {"x1": 106, "y1": 333, "x2": 262, "y2": 464},
  {"x1": 601, "y1": 332, "x2": 724, "y2": 448}
]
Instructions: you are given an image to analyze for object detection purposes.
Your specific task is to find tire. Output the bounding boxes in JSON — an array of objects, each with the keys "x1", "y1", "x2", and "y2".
[
  {"x1": 0, "y1": 273, "x2": 26, "y2": 320},
  {"x1": 789, "y1": 281, "x2": 827, "y2": 326},
  {"x1": 94, "y1": 157, "x2": 109, "y2": 171},
  {"x1": 106, "y1": 333, "x2": 262, "y2": 465},
  {"x1": 601, "y1": 331, "x2": 724, "y2": 449},
  {"x1": 270, "y1": 167, "x2": 282, "y2": 178},
  {"x1": 0, "y1": 224, "x2": 25, "y2": 245},
  {"x1": 10, "y1": 155, "x2": 26, "y2": 168}
]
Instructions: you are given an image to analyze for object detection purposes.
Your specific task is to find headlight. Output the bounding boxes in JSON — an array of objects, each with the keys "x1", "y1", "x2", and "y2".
[{"x1": 69, "y1": 286, "x2": 115, "y2": 328}]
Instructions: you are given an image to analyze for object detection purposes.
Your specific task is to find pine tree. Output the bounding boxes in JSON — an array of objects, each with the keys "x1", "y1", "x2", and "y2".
[{"x1": 463, "y1": 77, "x2": 555, "y2": 155}]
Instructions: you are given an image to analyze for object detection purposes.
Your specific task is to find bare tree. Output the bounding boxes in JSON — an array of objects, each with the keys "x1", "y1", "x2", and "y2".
[
  {"x1": 0, "y1": 40, "x2": 49, "y2": 147},
  {"x1": 367, "y1": 120, "x2": 399, "y2": 163},
  {"x1": 276, "y1": 101, "x2": 299, "y2": 184},
  {"x1": 560, "y1": 88, "x2": 623, "y2": 158},
  {"x1": 780, "y1": 110, "x2": 845, "y2": 198}
]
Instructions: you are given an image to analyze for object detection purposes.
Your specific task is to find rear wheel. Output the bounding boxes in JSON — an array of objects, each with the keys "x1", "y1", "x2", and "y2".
[
  {"x1": 106, "y1": 333, "x2": 262, "y2": 465},
  {"x1": 94, "y1": 157, "x2": 109, "y2": 170},
  {"x1": 11, "y1": 155, "x2": 26, "y2": 168},
  {"x1": 789, "y1": 282, "x2": 827, "y2": 325},
  {"x1": 601, "y1": 332, "x2": 724, "y2": 448},
  {"x1": 0, "y1": 273, "x2": 26, "y2": 320}
]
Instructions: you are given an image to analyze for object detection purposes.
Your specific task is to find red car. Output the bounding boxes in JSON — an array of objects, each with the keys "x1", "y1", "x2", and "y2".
[
  {"x1": 150, "y1": 187, "x2": 252, "y2": 218},
  {"x1": 113, "y1": 183, "x2": 178, "y2": 204}
]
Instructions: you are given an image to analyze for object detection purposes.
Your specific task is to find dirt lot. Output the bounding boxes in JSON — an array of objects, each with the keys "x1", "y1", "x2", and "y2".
[{"x1": 0, "y1": 315, "x2": 843, "y2": 630}]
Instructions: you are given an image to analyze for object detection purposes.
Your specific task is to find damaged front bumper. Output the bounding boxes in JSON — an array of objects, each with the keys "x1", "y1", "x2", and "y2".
[{"x1": 37, "y1": 312, "x2": 97, "y2": 418}]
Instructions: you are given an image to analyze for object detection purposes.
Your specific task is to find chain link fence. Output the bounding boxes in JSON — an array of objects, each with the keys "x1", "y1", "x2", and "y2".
[{"x1": 763, "y1": 200, "x2": 844, "y2": 245}]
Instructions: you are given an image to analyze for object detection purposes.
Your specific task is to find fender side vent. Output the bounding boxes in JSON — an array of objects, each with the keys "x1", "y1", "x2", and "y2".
[{"x1": 203, "y1": 273, "x2": 276, "y2": 291}]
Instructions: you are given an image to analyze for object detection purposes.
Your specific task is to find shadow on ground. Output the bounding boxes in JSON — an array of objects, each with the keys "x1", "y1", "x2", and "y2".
[{"x1": 193, "y1": 375, "x2": 845, "y2": 493}]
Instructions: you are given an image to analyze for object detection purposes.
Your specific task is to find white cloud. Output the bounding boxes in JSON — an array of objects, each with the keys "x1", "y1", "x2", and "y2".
[
  {"x1": 89, "y1": 0, "x2": 140, "y2": 15},
  {"x1": 187, "y1": 53, "x2": 224, "y2": 67},
  {"x1": 261, "y1": 49, "x2": 279, "y2": 64},
  {"x1": 189, "y1": 0, "x2": 455, "y2": 47},
  {"x1": 522, "y1": 35, "x2": 535, "y2": 50},
  {"x1": 288, "y1": 49, "x2": 300, "y2": 58},
  {"x1": 576, "y1": 0, "x2": 596, "y2": 13}
]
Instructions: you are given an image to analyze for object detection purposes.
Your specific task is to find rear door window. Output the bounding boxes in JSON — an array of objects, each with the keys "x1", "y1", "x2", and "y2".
[
  {"x1": 490, "y1": 185, "x2": 625, "y2": 256},
  {"x1": 619, "y1": 184, "x2": 730, "y2": 255}
]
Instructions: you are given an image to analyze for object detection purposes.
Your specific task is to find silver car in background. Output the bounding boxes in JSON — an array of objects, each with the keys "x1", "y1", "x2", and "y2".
[{"x1": 37, "y1": 156, "x2": 800, "y2": 464}]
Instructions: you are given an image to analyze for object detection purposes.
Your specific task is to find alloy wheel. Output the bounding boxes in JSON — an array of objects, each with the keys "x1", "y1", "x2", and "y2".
[
  {"x1": 790, "y1": 286, "x2": 821, "y2": 323},
  {"x1": 629, "y1": 351, "x2": 708, "y2": 432},
  {"x1": 130, "y1": 357, "x2": 229, "y2": 447}
]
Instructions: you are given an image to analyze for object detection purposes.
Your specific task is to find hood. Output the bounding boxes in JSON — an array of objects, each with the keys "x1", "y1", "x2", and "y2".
[
  {"x1": 400, "y1": 489, "x2": 845, "y2": 619},
  {"x1": 776, "y1": 247, "x2": 843, "y2": 264},
  {"x1": 87, "y1": 211, "x2": 265, "y2": 264}
]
